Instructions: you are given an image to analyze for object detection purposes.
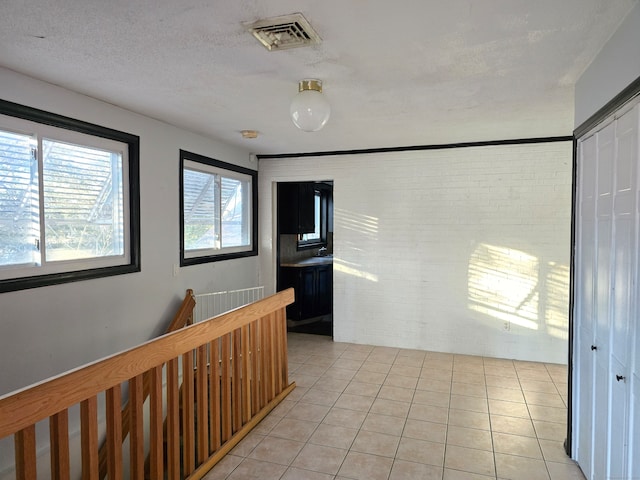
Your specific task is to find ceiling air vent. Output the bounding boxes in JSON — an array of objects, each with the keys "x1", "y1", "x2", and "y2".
[{"x1": 245, "y1": 13, "x2": 321, "y2": 51}]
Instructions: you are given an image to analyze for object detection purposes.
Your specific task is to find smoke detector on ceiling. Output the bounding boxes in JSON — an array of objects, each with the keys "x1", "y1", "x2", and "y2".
[{"x1": 245, "y1": 13, "x2": 321, "y2": 51}]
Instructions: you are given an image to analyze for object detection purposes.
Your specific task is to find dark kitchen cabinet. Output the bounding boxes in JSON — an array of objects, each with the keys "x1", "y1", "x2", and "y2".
[
  {"x1": 281, "y1": 264, "x2": 333, "y2": 321},
  {"x1": 278, "y1": 182, "x2": 315, "y2": 234}
]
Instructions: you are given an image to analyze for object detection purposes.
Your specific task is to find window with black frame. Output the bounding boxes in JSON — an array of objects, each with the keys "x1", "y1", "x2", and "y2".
[
  {"x1": 180, "y1": 149, "x2": 257, "y2": 266},
  {"x1": 0, "y1": 100, "x2": 140, "y2": 293}
]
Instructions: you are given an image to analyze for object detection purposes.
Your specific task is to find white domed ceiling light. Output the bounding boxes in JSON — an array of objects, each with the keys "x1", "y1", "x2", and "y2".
[{"x1": 290, "y1": 79, "x2": 331, "y2": 132}]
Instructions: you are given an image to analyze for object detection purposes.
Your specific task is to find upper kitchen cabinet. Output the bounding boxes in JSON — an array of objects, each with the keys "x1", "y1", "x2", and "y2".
[{"x1": 278, "y1": 182, "x2": 316, "y2": 234}]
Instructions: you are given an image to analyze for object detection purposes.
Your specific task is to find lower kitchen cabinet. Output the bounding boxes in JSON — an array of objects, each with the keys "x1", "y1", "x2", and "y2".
[{"x1": 281, "y1": 264, "x2": 333, "y2": 321}]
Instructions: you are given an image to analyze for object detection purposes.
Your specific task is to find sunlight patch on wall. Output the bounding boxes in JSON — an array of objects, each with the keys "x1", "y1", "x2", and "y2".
[
  {"x1": 467, "y1": 243, "x2": 569, "y2": 336},
  {"x1": 468, "y1": 243, "x2": 540, "y2": 330},
  {"x1": 333, "y1": 207, "x2": 379, "y2": 282},
  {"x1": 544, "y1": 261, "x2": 569, "y2": 340},
  {"x1": 335, "y1": 207, "x2": 378, "y2": 240},
  {"x1": 333, "y1": 259, "x2": 379, "y2": 282}
]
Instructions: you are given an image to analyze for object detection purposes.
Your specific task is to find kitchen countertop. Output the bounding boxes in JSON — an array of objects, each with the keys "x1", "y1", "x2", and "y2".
[{"x1": 280, "y1": 256, "x2": 333, "y2": 267}]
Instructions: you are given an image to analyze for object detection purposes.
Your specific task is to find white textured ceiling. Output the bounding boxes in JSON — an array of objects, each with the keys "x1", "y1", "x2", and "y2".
[{"x1": 0, "y1": 1, "x2": 637, "y2": 155}]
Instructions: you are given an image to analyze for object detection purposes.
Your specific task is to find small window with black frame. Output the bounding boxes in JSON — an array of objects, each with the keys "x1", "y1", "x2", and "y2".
[
  {"x1": 180, "y1": 149, "x2": 257, "y2": 266},
  {"x1": 297, "y1": 185, "x2": 329, "y2": 249}
]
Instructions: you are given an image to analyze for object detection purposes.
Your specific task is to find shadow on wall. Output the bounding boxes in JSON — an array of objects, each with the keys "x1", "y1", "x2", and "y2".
[{"x1": 467, "y1": 242, "x2": 569, "y2": 340}]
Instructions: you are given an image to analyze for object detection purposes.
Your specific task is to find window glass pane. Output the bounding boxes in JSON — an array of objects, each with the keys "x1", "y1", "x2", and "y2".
[
  {"x1": 42, "y1": 138, "x2": 124, "y2": 261},
  {"x1": 300, "y1": 191, "x2": 321, "y2": 242},
  {"x1": 220, "y1": 176, "x2": 249, "y2": 248},
  {"x1": 310, "y1": 192, "x2": 321, "y2": 240},
  {"x1": 183, "y1": 168, "x2": 219, "y2": 250},
  {"x1": 0, "y1": 129, "x2": 40, "y2": 267}
]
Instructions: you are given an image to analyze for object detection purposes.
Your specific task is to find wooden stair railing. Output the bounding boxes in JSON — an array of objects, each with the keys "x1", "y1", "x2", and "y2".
[
  {"x1": 0, "y1": 288, "x2": 296, "y2": 480},
  {"x1": 97, "y1": 288, "x2": 197, "y2": 479}
]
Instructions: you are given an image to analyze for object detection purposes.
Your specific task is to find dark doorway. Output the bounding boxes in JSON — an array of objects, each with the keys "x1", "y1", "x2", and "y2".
[{"x1": 276, "y1": 181, "x2": 334, "y2": 337}]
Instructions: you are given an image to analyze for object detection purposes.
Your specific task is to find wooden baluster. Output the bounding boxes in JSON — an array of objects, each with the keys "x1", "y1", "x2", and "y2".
[
  {"x1": 232, "y1": 329, "x2": 242, "y2": 432},
  {"x1": 260, "y1": 316, "x2": 269, "y2": 408},
  {"x1": 274, "y1": 308, "x2": 284, "y2": 393},
  {"x1": 279, "y1": 309, "x2": 286, "y2": 387},
  {"x1": 166, "y1": 358, "x2": 180, "y2": 480},
  {"x1": 196, "y1": 344, "x2": 209, "y2": 463},
  {"x1": 221, "y1": 333, "x2": 232, "y2": 442},
  {"x1": 105, "y1": 384, "x2": 123, "y2": 480},
  {"x1": 15, "y1": 425, "x2": 37, "y2": 480},
  {"x1": 280, "y1": 310, "x2": 290, "y2": 387},
  {"x1": 149, "y1": 366, "x2": 164, "y2": 480},
  {"x1": 269, "y1": 313, "x2": 277, "y2": 401},
  {"x1": 129, "y1": 375, "x2": 144, "y2": 480},
  {"x1": 182, "y1": 350, "x2": 195, "y2": 475},
  {"x1": 209, "y1": 338, "x2": 221, "y2": 451},
  {"x1": 241, "y1": 324, "x2": 251, "y2": 423},
  {"x1": 50, "y1": 409, "x2": 70, "y2": 480},
  {"x1": 80, "y1": 397, "x2": 99, "y2": 480},
  {"x1": 250, "y1": 320, "x2": 260, "y2": 416}
]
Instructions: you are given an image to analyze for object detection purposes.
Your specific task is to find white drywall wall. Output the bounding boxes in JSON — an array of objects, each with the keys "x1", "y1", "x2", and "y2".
[{"x1": 260, "y1": 142, "x2": 572, "y2": 364}]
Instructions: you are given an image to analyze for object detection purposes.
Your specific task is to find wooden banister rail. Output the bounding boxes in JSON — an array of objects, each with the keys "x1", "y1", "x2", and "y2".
[
  {"x1": 0, "y1": 288, "x2": 296, "y2": 480},
  {"x1": 97, "y1": 288, "x2": 197, "y2": 479}
]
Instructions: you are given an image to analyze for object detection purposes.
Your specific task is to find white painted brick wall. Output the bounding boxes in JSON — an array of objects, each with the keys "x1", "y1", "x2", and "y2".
[{"x1": 260, "y1": 142, "x2": 572, "y2": 363}]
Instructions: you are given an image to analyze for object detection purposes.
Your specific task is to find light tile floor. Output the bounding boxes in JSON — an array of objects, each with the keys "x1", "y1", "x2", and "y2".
[{"x1": 204, "y1": 333, "x2": 585, "y2": 480}]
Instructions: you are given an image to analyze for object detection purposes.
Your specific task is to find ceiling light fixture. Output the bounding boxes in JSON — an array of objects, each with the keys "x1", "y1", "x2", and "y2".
[{"x1": 290, "y1": 79, "x2": 330, "y2": 132}]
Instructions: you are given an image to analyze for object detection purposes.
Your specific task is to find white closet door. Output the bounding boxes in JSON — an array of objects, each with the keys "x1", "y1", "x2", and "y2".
[
  {"x1": 627, "y1": 103, "x2": 640, "y2": 479},
  {"x1": 575, "y1": 135, "x2": 597, "y2": 478},
  {"x1": 607, "y1": 104, "x2": 637, "y2": 479},
  {"x1": 575, "y1": 96, "x2": 640, "y2": 480},
  {"x1": 592, "y1": 123, "x2": 615, "y2": 480}
]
